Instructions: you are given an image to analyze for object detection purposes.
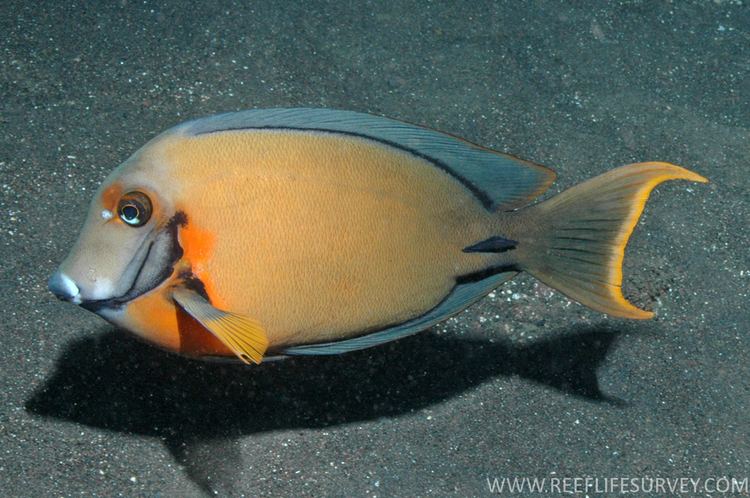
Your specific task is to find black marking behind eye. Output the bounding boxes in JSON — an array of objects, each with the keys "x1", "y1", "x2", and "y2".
[
  {"x1": 169, "y1": 210, "x2": 211, "y2": 302},
  {"x1": 167, "y1": 210, "x2": 188, "y2": 228},
  {"x1": 171, "y1": 211, "x2": 209, "y2": 302},
  {"x1": 165, "y1": 211, "x2": 186, "y2": 264},
  {"x1": 179, "y1": 271, "x2": 210, "y2": 302}
]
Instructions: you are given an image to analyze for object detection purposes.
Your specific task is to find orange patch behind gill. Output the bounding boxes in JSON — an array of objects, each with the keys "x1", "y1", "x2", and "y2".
[
  {"x1": 177, "y1": 217, "x2": 226, "y2": 309},
  {"x1": 174, "y1": 213, "x2": 232, "y2": 356},
  {"x1": 122, "y1": 214, "x2": 232, "y2": 357}
]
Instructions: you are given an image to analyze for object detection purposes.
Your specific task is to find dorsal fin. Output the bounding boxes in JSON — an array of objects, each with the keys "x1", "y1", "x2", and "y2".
[{"x1": 176, "y1": 108, "x2": 556, "y2": 211}]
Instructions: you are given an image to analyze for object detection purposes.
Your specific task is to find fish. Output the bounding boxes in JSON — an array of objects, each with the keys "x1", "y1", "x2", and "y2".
[{"x1": 47, "y1": 108, "x2": 708, "y2": 364}]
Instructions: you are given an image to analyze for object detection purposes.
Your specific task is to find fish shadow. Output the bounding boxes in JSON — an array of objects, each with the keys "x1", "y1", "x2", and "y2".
[{"x1": 26, "y1": 324, "x2": 626, "y2": 494}]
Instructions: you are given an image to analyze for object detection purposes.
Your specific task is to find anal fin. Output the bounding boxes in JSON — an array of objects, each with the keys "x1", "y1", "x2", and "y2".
[{"x1": 172, "y1": 288, "x2": 268, "y2": 364}]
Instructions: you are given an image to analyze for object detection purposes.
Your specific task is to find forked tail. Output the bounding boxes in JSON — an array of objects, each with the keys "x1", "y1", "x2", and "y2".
[{"x1": 515, "y1": 162, "x2": 708, "y2": 318}]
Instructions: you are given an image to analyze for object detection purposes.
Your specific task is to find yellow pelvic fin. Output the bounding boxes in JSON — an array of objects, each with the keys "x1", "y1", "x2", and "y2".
[{"x1": 172, "y1": 288, "x2": 268, "y2": 364}]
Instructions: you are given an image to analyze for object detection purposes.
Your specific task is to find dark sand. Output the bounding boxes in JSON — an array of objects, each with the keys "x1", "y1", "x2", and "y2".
[{"x1": 1, "y1": 1, "x2": 748, "y2": 496}]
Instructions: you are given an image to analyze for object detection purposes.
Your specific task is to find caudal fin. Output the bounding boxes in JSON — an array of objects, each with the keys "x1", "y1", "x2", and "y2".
[{"x1": 517, "y1": 162, "x2": 708, "y2": 319}]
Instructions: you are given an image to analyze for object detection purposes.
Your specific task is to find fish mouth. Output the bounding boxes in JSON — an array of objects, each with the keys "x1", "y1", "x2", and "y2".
[{"x1": 80, "y1": 214, "x2": 185, "y2": 313}]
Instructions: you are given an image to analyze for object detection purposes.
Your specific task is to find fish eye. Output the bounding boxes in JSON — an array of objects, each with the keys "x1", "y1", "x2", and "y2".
[{"x1": 117, "y1": 191, "x2": 152, "y2": 227}]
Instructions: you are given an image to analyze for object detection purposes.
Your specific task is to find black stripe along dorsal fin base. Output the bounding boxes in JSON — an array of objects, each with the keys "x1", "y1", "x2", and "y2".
[
  {"x1": 198, "y1": 124, "x2": 495, "y2": 210},
  {"x1": 176, "y1": 108, "x2": 556, "y2": 212}
]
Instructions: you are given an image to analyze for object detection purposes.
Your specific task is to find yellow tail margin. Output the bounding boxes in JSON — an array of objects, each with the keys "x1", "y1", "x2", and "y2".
[{"x1": 519, "y1": 162, "x2": 708, "y2": 319}]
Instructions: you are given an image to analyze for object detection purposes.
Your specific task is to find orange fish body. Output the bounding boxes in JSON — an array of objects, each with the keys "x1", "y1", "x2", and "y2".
[{"x1": 48, "y1": 109, "x2": 707, "y2": 363}]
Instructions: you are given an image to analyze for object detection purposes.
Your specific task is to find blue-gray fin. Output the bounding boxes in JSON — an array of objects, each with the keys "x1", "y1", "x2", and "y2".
[
  {"x1": 276, "y1": 271, "x2": 517, "y2": 356},
  {"x1": 176, "y1": 108, "x2": 556, "y2": 211}
]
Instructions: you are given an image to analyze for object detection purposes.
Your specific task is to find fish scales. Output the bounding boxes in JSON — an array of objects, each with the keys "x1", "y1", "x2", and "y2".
[{"x1": 160, "y1": 130, "x2": 500, "y2": 346}]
